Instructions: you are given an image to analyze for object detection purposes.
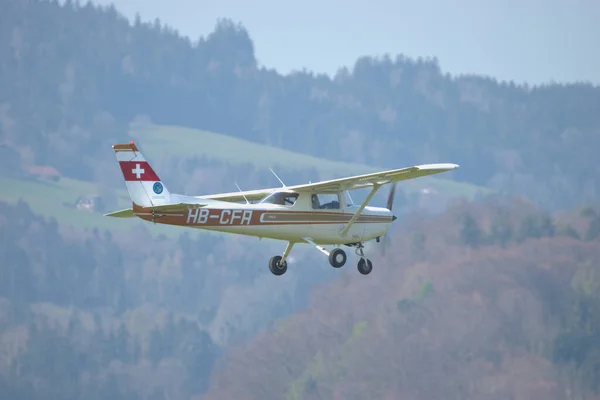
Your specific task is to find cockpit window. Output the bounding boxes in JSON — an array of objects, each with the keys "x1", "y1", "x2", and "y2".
[
  {"x1": 260, "y1": 192, "x2": 299, "y2": 206},
  {"x1": 343, "y1": 191, "x2": 354, "y2": 207},
  {"x1": 311, "y1": 193, "x2": 340, "y2": 209}
]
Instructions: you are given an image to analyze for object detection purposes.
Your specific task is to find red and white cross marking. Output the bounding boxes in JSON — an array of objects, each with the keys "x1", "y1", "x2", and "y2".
[
  {"x1": 119, "y1": 161, "x2": 160, "y2": 181},
  {"x1": 132, "y1": 163, "x2": 144, "y2": 179}
]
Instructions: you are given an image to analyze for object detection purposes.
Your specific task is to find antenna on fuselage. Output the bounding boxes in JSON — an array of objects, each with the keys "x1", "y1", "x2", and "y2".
[
  {"x1": 269, "y1": 168, "x2": 286, "y2": 187},
  {"x1": 235, "y1": 182, "x2": 250, "y2": 204}
]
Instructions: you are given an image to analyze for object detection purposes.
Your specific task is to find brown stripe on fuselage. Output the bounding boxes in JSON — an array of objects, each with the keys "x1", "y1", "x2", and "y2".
[
  {"x1": 131, "y1": 204, "x2": 393, "y2": 227},
  {"x1": 260, "y1": 212, "x2": 389, "y2": 223}
]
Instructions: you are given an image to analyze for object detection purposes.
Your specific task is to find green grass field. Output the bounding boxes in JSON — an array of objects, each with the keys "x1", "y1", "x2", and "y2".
[
  {"x1": 129, "y1": 123, "x2": 487, "y2": 198},
  {"x1": 0, "y1": 176, "x2": 195, "y2": 238},
  {"x1": 0, "y1": 123, "x2": 489, "y2": 235},
  {"x1": 129, "y1": 124, "x2": 380, "y2": 176}
]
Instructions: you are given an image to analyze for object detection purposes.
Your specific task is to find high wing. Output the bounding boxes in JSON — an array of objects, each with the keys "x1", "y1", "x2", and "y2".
[
  {"x1": 198, "y1": 163, "x2": 459, "y2": 203},
  {"x1": 288, "y1": 163, "x2": 459, "y2": 192}
]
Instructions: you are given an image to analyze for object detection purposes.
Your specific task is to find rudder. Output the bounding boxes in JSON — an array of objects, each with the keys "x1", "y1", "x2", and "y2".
[{"x1": 112, "y1": 141, "x2": 171, "y2": 207}]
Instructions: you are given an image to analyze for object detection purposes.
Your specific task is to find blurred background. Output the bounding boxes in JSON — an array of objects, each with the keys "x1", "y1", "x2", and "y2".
[{"x1": 0, "y1": 0, "x2": 599, "y2": 399}]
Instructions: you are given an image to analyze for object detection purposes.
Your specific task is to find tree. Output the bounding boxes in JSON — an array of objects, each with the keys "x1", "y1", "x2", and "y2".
[
  {"x1": 585, "y1": 215, "x2": 600, "y2": 241},
  {"x1": 410, "y1": 232, "x2": 427, "y2": 259},
  {"x1": 489, "y1": 208, "x2": 513, "y2": 247},
  {"x1": 459, "y1": 213, "x2": 484, "y2": 248}
]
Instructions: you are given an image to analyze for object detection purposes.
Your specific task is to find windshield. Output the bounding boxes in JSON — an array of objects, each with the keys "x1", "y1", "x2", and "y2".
[
  {"x1": 344, "y1": 191, "x2": 354, "y2": 207},
  {"x1": 260, "y1": 192, "x2": 299, "y2": 206}
]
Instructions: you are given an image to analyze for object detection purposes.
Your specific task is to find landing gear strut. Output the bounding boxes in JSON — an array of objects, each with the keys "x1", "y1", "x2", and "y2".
[
  {"x1": 268, "y1": 240, "x2": 373, "y2": 276},
  {"x1": 268, "y1": 241, "x2": 294, "y2": 276}
]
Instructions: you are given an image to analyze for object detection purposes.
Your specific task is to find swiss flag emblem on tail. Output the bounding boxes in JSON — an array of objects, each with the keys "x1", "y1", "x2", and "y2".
[{"x1": 119, "y1": 161, "x2": 160, "y2": 181}]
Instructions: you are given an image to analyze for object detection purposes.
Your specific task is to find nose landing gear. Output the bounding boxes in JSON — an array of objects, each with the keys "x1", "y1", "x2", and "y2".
[{"x1": 354, "y1": 242, "x2": 373, "y2": 275}]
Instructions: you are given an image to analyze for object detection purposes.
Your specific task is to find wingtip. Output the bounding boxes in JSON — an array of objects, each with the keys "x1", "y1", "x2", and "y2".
[
  {"x1": 417, "y1": 163, "x2": 460, "y2": 171},
  {"x1": 440, "y1": 163, "x2": 460, "y2": 170}
]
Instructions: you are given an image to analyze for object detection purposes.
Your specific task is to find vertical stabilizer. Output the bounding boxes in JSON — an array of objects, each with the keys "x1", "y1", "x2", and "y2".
[{"x1": 112, "y1": 141, "x2": 172, "y2": 207}]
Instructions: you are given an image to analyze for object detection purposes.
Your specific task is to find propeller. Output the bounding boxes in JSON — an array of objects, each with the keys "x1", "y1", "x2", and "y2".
[
  {"x1": 382, "y1": 183, "x2": 398, "y2": 256},
  {"x1": 386, "y1": 182, "x2": 397, "y2": 211}
]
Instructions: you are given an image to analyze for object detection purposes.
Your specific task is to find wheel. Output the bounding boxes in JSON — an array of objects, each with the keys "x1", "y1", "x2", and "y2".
[
  {"x1": 329, "y1": 248, "x2": 347, "y2": 268},
  {"x1": 357, "y1": 258, "x2": 373, "y2": 275},
  {"x1": 269, "y1": 255, "x2": 288, "y2": 276}
]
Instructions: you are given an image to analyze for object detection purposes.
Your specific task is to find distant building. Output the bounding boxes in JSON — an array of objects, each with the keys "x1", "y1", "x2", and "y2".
[
  {"x1": 420, "y1": 187, "x2": 438, "y2": 195},
  {"x1": 27, "y1": 165, "x2": 61, "y2": 181},
  {"x1": 76, "y1": 195, "x2": 105, "y2": 212}
]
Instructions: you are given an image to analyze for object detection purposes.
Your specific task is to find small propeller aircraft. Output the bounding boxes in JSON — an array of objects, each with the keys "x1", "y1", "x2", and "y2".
[{"x1": 105, "y1": 141, "x2": 459, "y2": 276}]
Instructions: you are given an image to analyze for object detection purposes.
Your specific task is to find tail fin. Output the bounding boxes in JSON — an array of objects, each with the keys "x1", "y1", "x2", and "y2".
[{"x1": 112, "y1": 141, "x2": 172, "y2": 207}]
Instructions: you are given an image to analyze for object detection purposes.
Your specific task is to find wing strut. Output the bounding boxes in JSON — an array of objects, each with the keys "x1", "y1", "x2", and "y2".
[
  {"x1": 302, "y1": 237, "x2": 330, "y2": 256},
  {"x1": 340, "y1": 183, "x2": 382, "y2": 236}
]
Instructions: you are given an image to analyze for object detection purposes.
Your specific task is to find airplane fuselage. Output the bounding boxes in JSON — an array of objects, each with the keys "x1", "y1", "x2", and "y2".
[{"x1": 132, "y1": 194, "x2": 394, "y2": 245}]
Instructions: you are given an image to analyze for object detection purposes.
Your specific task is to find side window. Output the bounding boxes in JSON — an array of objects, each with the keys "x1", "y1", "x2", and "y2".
[
  {"x1": 311, "y1": 194, "x2": 320, "y2": 209},
  {"x1": 283, "y1": 194, "x2": 298, "y2": 206},
  {"x1": 311, "y1": 193, "x2": 340, "y2": 209}
]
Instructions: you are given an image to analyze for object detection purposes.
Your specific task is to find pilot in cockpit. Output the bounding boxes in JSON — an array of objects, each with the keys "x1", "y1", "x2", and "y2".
[{"x1": 311, "y1": 194, "x2": 320, "y2": 209}]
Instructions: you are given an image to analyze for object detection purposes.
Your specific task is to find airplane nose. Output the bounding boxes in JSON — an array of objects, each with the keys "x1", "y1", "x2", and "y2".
[{"x1": 392, "y1": 215, "x2": 397, "y2": 222}]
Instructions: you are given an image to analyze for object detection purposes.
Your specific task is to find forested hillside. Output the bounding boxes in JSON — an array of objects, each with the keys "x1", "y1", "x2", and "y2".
[
  {"x1": 2, "y1": 197, "x2": 599, "y2": 399},
  {"x1": 205, "y1": 199, "x2": 600, "y2": 399},
  {"x1": 0, "y1": 200, "x2": 336, "y2": 399},
  {"x1": 2, "y1": 0, "x2": 600, "y2": 210},
  {"x1": 1, "y1": 0, "x2": 599, "y2": 399}
]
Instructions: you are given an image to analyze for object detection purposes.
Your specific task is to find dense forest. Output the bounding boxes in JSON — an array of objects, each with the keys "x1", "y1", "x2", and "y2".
[
  {"x1": 1, "y1": 0, "x2": 599, "y2": 399},
  {"x1": 1, "y1": 198, "x2": 599, "y2": 398},
  {"x1": 0, "y1": 199, "x2": 335, "y2": 399}
]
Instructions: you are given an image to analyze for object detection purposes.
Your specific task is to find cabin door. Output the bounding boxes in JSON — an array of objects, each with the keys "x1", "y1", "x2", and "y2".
[{"x1": 310, "y1": 192, "x2": 344, "y2": 233}]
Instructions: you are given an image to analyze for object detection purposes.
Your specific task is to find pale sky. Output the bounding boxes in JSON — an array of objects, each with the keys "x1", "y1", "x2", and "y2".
[{"x1": 91, "y1": 0, "x2": 600, "y2": 85}]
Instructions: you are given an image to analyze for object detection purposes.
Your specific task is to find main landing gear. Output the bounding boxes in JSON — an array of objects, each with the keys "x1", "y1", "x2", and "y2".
[
  {"x1": 268, "y1": 242, "x2": 293, "y2": 276},
  {"x1": 329, "y1": 248, "x2": 347, "y2": 268},
  {"x1": 267, "y1": 240, "x2": 373, "y2": 276},
  {"x1": 268, "y1": 255, "x2": 287, "y2": 276},
  {"x1": 328, "y1": 244, "x2": 373, "y2": 275}
]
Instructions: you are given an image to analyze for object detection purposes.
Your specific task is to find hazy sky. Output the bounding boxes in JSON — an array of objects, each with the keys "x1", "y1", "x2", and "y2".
[{"x1": 91, "y1": 0, "x2": 600, "y2": 85}]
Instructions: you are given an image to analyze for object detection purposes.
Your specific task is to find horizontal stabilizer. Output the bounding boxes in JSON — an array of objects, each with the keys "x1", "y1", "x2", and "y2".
[
  {"x1": 104, "y1": 208, "x2": 135, "y2": 218},
  {"x1": 104, "y1": 201, "x2": 211, "y2": 219}
]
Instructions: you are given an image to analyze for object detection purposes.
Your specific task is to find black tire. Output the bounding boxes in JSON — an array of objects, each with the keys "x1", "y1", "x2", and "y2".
[
  {"x1": 357, "y1": 258, "x2": 373, "y2": 275},
  {"x1": 329, "y1": 248, "x2": 347, "y2": 268},
  {"x1": 269, "y1": 255, "x2": 287, "y2": 276}
]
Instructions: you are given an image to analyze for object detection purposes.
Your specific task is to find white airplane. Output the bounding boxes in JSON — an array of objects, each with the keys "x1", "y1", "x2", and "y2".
[{"x1": 105, "y1": 141, "x2": 459, "y2": 276}]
